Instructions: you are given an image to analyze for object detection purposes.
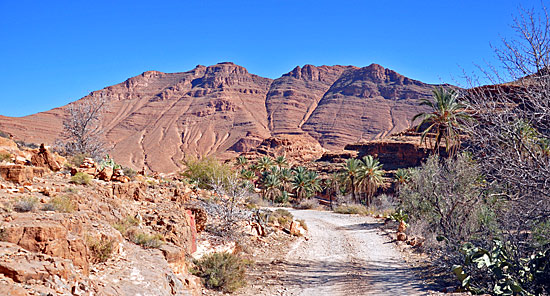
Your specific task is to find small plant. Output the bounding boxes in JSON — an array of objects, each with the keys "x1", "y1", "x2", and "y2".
[
  {"x1": 87, "y1": 236, "x2": 116, "y2": 263},
  {"x1": 13, "y1": 196, "x2": 39, "y2": 212},
  {"x1": 122, "y1": 167, "x2": 137, "y2": 179},
  {"x1": 113, "y1": 215, "x2": 140, "y2": 236},
  {"x1": 334, "y1": 204, "x2": 369, "y2": 215},
  {"x1": 294, "y1": 198, "x2": 319, "y2": 210},
  {"x1": 390, "y1": 209, "x2": 409, "y2": 224},
  {"x1": 268, "y1": 209, "x2": 294, "y2": 228},
  {"x1": 0, "y1": 153, "x2": 12, "y2": 162},
  {"x1": 191, "y1": 252, "x2": 249, "y2": 293},
  {"x1": 44, "y1": 195, "x2": 76, "y2": 213},
  {"x1": 70, "y1": 172, "x2": 92, "y2": 185},
  {"x1": 130, "y1": 232, "x2": 163, "y2": 249},
  {"x1": 68, "y1": 153, "x2": 89, "y2": 167}
]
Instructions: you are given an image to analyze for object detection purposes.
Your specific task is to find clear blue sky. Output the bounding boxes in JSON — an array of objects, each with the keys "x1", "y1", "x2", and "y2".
[{"x1": 0, "y1": 0, "x2": 545, "y2": 117}]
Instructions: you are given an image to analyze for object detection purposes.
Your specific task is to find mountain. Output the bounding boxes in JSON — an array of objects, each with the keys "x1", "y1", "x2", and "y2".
[{"x1": 0, "y1": 62, "x2": 437, "y2": 172}]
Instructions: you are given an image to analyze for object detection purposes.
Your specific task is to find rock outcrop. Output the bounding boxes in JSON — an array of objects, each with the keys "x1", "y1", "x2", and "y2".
[{"x1": 0, "y1": 63, "x2": 439, "y2": 172}]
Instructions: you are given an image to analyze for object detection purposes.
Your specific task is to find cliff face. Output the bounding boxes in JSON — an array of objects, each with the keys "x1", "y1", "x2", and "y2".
[
  {"x1": 302, "y1": 64, "x2": 434, "y2": 149},
  {"x1": 0, "y1": 62, "x2": 437, "y2": 172}
]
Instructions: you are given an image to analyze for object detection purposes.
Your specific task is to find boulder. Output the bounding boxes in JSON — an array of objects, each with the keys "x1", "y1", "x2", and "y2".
[
  {"x1": 1, "y1": 218, "x2": 89, "y2": 272},
  {"x1": 289, "y1": 220, "x2": 307, "y2": 236},
  {"x1": 30, "y1": 144, "x2": 62, "y2": 171},
  {"x1": 0, "y1": 242, "x2": 76, "y2": 283},
  {"x1": 0, "y1": 165, "x2": 44, "y2": 184},
  {"x1": 98, "y1": 167, "x2": 113, "y2": 181}
]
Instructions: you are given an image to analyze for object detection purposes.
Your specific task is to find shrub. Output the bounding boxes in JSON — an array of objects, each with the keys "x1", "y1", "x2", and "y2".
[
  {"x1": 68, "y1": 153, "x2": 89, "y2": 167},
  {"x1": 398, "y1": 154, "x2": 498, "y2": 250},
  {"x1": 294, "y1": 198, "x2": 319, "y2": 210},
  {"x1": 44, "y1": 195, "x2": 76, "y2": 213},
  {"x1": 191, "y1": 252, "x2": 248, "y2": 293},
  {"x1": 122, "y1": 167, "x2": 137, "y2": 179},
  {"x1": 87, "y1": 236, "x2": 115, "y2": 263},
  {"x1": 13, "y1": 196, "x2": 39, "y2": 212},
  {"x1": 113, "y1": 215, "x2": 140, "y2": 236},
  {"x1": 129, "y1": 232, "x2": 163, "y2": 249},
  {"x1": 113, "y1": 216, "x2": 163, "y2": 249},
  {"x1": 334, "y1": 204, "x2": 369, "y2": 215},
  {"x1": 181, "y1": 156, "x2": 233, "y2": 189},
  {"x1": 268, "y1": 209, "x2": 294, "y2": 228},
  {"x1": 70, "y1": 172, "x2": 92, "y2": 185},
  {"x1": 0, "y1": 153, "x2": 11, "y2": 162}
]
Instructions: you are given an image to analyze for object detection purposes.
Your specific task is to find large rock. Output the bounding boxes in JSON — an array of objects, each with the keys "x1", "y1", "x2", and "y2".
[
  {"x1": 30, "y1": 143, "x2": 62, "y2": 171},
  {"x1": 1, "y1": 217, "x2": 89, "y2": 272},
  {"x1": 0, "y1": 164, "x2": 46, "y2": 183},
  {"x1": 0, "y1": 242, "x2": 76, "y2": 283}
]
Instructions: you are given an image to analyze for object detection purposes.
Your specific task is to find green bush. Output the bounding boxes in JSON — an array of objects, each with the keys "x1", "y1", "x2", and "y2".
[
  {"x1": 191, "y1": 252, "x2": 249, "y2": 293},
  {"x1": 70, "y1": 172, "x2": 92, "y2": 185},
  {"x1": 87, "y1": 236, "x2": 115, "y2": 263},
  {"x1": 181, "y1": 156, "x2": 233, "y2": 189},
  {"x1": 13, "y1": 196, "x2": 39, "y2": 212},
  {"x1": 398, "y1": 154, "x2": 498, "y2": 248},
  {"x1": 44, "y1": 195, "x2": 76, "y2": 213},
  {"x1": 334, "y1": 204, "x2": 369, "y2": 215}
]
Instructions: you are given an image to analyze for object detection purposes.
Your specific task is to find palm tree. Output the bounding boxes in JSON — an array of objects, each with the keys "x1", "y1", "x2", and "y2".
[
  {"x1": 412, "y1": 87, "x2": 470, "y2": 156},
  {"x1": 342, "y1": 158, "x2": 361, "y2": 202},
  {"x1": 256, "y1": 156, "x2": 273, "y2": 173},
  {"x1": 356, "y1": 155, "x2": 386, "y2": 206},
  {"x1": 235, "y1": 155, "x2": 248, "y2": 168},
  {"x1": 263, "y1": 174, "x2": 281, "y2": 201},
  {"x1": 274, "y1": 155, "x2": 288, "y2": 169},
  {"x1": 393, "y1": 168, "x2": 411, "y2": 192},
  {"x1": 306, "y1": 171, "x2": 322, "y2": 198},
  {"x1": 279, "y1": 168, "x2": 293, "y2": 192},
  {"x1": 292, "y1": 170, "x2": 309, "y2": 201}
]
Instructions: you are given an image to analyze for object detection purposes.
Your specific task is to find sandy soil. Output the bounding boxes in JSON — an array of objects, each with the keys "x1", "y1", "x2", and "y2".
[{"x1": 237, "y1": 209, "x2": 430, "y2": 296}]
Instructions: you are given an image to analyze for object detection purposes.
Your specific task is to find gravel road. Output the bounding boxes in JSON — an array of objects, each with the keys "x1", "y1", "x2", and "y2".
[{"x1": 275, "y1": 209, "x2": 427, "y2": 296}]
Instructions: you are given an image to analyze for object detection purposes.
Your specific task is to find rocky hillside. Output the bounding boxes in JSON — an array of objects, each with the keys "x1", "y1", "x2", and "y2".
[{"x1": 0, "y1": 63, "x2": 437, "y2": 172}]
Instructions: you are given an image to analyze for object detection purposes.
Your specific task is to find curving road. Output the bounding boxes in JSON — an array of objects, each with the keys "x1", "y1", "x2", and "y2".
[{"x1": 274, "y1": 209, "x2": 427, "y2": 296}]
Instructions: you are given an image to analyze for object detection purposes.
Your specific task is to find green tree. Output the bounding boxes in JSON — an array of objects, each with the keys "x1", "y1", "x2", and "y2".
[
  {"x1": 342, "y1": 158, "x2": 361, "y2": 202},
  {"x1": 274, "y1": 155, "x2": 288, "y2": 169},
  {"x1": 412, "y1": 87, "x2": 470, "y2": 156},
  {"x1": 263, "y1": 174, "x2": 281, "y2": 201},
  {"x1": 356, "y1": 155, "x2": 386, "y2": 206},
  {"x1": 256, "y1": 156, "x2": 273, "y2": 173}
]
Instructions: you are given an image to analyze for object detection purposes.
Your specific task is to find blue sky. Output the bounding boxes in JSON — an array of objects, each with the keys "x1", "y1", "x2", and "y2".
[{"x1": 0, "y1": 0, "x2": 545, "y2": 117}]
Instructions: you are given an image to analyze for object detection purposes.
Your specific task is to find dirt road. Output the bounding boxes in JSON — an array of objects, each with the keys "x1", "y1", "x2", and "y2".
[{"x1": 240, "y1": 209, "x2": 428, "y2": 295}]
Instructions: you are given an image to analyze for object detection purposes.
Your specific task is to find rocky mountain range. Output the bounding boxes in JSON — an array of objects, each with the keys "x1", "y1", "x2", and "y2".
[{"x1": 0, "y1": 62, "x2": 438, "y2": 172}]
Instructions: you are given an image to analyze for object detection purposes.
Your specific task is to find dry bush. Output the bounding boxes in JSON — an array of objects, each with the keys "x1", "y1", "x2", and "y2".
[
  {"x1": 87, "y1": 236, "x2": 116, "y2": 263},
  {"x1": 294, "y1": 198, "x2": 320, "y2": 210},
  {"x1": 334, "y1": 204, "x2": 369, "y2": 215},
  {"x1": 70, "y1": 172, "x2": 92, "y2": 185},
  {"x1": 13, "y1": 196, "x2": 39, "y2": 212},
  {"x1": 191, "y1": 252, "x2": 249, "y2": 293},
  {"x1": 44, "y1": 195, "x2": 76, "y2": 213}
]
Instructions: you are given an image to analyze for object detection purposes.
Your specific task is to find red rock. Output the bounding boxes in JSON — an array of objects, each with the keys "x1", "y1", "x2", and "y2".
[
  {"x1": 98, "y1": 167, "x2": 113, "y2": 181},
  {"x1": 0, "y1": 165, "x2": 35, "y2": 184},
  {"x1": 30, "y1": 144, "x2": 62, "y2": 171},
  {"x1": 396, "y1": 232, "x2": 407, "y2": 241}
]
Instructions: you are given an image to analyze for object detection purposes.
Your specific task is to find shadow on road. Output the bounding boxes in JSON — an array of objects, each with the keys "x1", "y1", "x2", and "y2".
[{"x1": 269, "y1": 257, "x2": 426, "y2": 294}]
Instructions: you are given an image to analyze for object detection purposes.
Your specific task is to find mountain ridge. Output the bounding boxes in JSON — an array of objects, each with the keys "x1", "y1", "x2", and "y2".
[{"x1": 0, "y1": 62, "x2": 437, "y2": 172}]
